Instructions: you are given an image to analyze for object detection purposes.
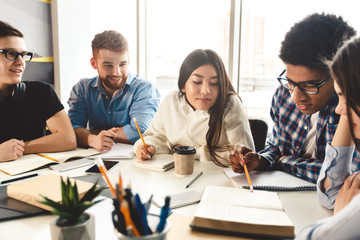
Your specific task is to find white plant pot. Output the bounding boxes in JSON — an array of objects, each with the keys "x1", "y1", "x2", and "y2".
[{"x1": 50, "y1": 213, "x2": 95, "y2": 240}]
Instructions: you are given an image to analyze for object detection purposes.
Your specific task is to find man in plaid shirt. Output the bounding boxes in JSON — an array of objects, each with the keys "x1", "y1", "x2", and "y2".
[{"x1": 230, "y1": 13, "x2": 360, "y2": 183}]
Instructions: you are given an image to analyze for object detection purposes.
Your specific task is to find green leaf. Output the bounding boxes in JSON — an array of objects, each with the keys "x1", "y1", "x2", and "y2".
[{"x1": 39, "y1": 176, "x2": 105, "y2": 225}]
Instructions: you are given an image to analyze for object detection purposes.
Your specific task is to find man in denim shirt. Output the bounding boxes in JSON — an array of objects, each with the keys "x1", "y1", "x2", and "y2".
[
  {"x1": 68, "y1": 31, "x2": 160, "y2": 151},
  {"x1": 230, "y1": 13, "x2": 360, "y2": 183}
]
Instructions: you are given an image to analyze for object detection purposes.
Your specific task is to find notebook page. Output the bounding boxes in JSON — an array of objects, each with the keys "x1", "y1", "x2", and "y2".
[{"x1": 223, "y1": 168, "x2": 316, "y2": 190}]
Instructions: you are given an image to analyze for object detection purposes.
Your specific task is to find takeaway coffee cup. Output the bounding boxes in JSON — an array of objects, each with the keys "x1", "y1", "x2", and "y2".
[{"x1": 173, "y1": 146, "x2": 196, "y2": 176}]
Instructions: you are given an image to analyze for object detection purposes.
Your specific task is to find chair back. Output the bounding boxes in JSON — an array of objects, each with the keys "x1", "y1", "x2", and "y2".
[{"x1": 249, "y1": 119, "x2": 268, "y2": 152}]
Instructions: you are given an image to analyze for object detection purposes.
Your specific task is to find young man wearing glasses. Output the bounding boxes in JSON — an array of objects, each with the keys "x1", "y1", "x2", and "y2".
[
  {"x1": 68, "y1": 31, "x2": 160, "y2": 151},
  {"x1": 230, "y1": 13, "x2": 360, "y2": 183},
  {"x1": 0, "y1": 21, "x2": 76, "y2": 162}
]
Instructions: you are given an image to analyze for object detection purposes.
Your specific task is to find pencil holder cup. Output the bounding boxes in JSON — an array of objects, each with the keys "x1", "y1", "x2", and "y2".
[
  {"x1": 173, "y1": 146, "x2": 196, "y2": 176},
  {"x1": 116, "y1": 221, "x2": 170, "y2": 240}
]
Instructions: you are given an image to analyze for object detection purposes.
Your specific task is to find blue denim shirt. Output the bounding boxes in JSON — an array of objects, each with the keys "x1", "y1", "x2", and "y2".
[{"x1": 68, "y1": 73, "x2": 160, "y2": 143}]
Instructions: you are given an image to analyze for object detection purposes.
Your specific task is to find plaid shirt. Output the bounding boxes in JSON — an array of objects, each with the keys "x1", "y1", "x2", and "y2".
[{"x1": 259, "y1": 86, "x2": 360, "y2": 183}]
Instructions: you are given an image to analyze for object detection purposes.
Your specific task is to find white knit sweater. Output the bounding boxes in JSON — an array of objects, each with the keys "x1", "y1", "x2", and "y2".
[{"x1": 133, "y1": 90, "x2": 255, "y2": 166}]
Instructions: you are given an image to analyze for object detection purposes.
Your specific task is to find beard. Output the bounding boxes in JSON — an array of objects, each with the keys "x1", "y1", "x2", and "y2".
[{"x1": 100, "y1": 74, "x2": 127, "y2": 90}]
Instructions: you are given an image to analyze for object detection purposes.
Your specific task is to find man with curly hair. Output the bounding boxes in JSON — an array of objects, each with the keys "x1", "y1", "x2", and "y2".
[{"x1": 230, "y1": 13, "x2": 360, "y2": 183}]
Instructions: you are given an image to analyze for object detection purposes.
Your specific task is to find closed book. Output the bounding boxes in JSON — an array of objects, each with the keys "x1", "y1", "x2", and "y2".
[
  {"x1": 191, "y1": 186, "x2": 295, "y2": 238},
  {"x1": 134, "y1": 154, "x2": 174, "y2": 172},
  {"x1": 7, "y1": 174, "x2": 95, "y2": 211}
]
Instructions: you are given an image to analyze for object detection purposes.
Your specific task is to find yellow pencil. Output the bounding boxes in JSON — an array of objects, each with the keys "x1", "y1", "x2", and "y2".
[
  {"x1": 95, "y1": 157, "x2": 117, "y2": 198},
  {"x1": 118, "y1": 172, "x2": 123, "y2": 200},
  {"x1": 37, "y1": 153, "x2": 57, "y2": 162},
  {"x1": 133, "y1": 117, "x2": 149, "y2": 152},
  {"x1": 241, "y1": 154, "x2": 253, "y2": 192}
]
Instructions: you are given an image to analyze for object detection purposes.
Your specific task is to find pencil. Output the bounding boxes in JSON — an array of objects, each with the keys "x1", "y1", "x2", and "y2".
[
  {"x1": 186, "y1": 172, "x2": 203, "y2": 188},
  {"x1": 95, "y1": 157, "x2": 117, "y2": 198},
  {"x1": 133, "y1": 117, "x2": 149, "y2": 152},
  {"x1": 241, "y1": 154, "x2": 253, "y2": 192},
  {"x1": 118, "y1": 172, "x2": 123, "y2": 200},
  {"x1": 37, "y1": 153, "x2": 57, "y2": 162}
]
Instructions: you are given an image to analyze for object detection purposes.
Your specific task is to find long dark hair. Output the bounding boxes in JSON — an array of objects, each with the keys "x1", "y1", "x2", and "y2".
[
  {"x1": 330, "y1": 37, "x2": 360, "y2": 150},
  {"x1": 178, "y1": 49, "x2": 237, "y2": 166}
]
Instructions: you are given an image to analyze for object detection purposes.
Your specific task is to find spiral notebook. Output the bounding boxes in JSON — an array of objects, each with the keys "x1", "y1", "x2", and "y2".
[{"x1": 223, "y1": 168, "x2": 316, "y2": 191}]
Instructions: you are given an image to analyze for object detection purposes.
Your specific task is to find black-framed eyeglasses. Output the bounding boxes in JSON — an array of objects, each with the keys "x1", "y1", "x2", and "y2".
[
  {"x1": 277, "y1": 69, "x2": 332, "y2": 95},
  {"x1": 0, "y1": 49, "x2": 33, "y2": 62}
]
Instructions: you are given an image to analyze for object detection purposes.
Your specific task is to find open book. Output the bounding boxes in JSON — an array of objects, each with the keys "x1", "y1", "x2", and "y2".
[
  {"x1": 191, "y1": 186, "x2": 295, "y2": 238},
  {"x1": 134, "y1": 154, "x2": 174, "y2": 172},
  {"x1": 0, "y1": 148, "x2": 100, "y2": 176},
  {"x1": 7, "y1": 174, "x2": 95, "y2": 211},
  {"x1": 224, "y1": 168, "x2": 316, "y2": 191}
]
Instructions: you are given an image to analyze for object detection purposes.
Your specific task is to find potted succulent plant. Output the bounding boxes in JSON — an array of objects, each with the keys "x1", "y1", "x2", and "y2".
[{"x1": 40, "y1": 177, "x2": 105, "y2": 240}]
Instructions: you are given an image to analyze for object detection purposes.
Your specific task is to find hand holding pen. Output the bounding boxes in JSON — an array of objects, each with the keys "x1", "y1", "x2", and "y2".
[
  {"x1": 90, "y1": 128, "x2": 119, "y2": 152},
  {"x1": 133, "y1": 117, "x2": 156, "y2": 160},
  {"x1": 135, "y1": 144, "x2": 156, "y2": 160},
  {"x1": 229, "y1": 145, "x2": 264, "y2": 174}
]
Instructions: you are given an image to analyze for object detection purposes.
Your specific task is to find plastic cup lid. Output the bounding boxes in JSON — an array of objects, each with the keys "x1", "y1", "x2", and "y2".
[{"x1": 173, "y1": 146, "x2": 196, "y2": 155}]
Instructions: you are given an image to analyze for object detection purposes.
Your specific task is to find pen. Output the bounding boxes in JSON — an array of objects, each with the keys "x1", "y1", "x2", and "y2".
[
  {"x1": 156, "y1": 196, "x2": 170, "y2": 233},
  {"x1": 120, "y1": 197, "x2": 141, "y2": 237},
  {"x1": 0, "y1": 173, "x2": 38, "y2": 185},
  {"x1": 185, "y1": 172, "x2": 203, "y2": 188},
  {"x1": 241, "y1": 154, "x2": 253, "y2": 192},
  {"x1": 134, "y1": 193, "x2": 152, "y2": 235},
  {"x1": 37, "y1": 153, "x2": 57, "y2": 162},
  {"x1": 122, "y1": 185, "x2": 141, "y2": 237},
  {"x1": 112, "y1": 185, "x2": 127, "y2": 235},
  {"x1": 133, "y1": 117, "x2": 149, "y2": 152},
  {"x1": 95, "y1": 157, "x2": 117, "y2": 198},
  {"x1": 144, "y1": 194, "x2": 153, "y2": 214},
  {"x1": 111, "y1": 137, "x2": 117, "y2": 144}
]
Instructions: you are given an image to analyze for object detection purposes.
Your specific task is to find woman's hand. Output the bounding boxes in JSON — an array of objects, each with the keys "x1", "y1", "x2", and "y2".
[
  {"x1": 135, "y1": 144, "x2": 156, "y2": 160},
  {"x1": 334, "y1": 172, "x2": 360, "y2": 214}
]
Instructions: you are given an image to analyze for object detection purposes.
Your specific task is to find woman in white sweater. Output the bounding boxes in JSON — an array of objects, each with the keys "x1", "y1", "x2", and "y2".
[{"x1": 134, "y1": 49, "x2": 254, "y2": 166}]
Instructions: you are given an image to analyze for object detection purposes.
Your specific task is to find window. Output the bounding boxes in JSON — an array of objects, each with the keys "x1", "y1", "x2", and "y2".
[
  {"x1": 145, "y1": 0, "x2": 231, "y2": 97},
  {"x1": 239, "y1": 0, "x2": 360, "y2": 127},
  {"x1": 89, "y1": 0, "x2": 137, "y2": 74},
  {"x1": 55, "y1": 0, "x2": 360, "y2": 125}
]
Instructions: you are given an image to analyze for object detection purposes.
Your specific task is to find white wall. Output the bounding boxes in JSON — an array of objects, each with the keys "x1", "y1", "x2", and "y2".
[{"x1": 51, "y1": 0, "x2": 95, "y2": 109}]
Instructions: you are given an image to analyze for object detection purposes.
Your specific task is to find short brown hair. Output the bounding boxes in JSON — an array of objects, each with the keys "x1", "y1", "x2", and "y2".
[
  {"x1": 0, "y1": 21, "x2": 23, "y2": 38},
  {"x1": 91, "y1": 30, "x2": 128, "y2": 56}
]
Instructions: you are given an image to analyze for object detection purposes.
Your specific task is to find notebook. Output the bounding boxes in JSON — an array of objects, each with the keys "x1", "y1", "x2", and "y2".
[
  {"x1": 223, "y1": 168, "x2": 316, "y2": 191},
  {"x1": 191, "y1": 186, "x2": 295, "y2": 238},
  {"x1": 0, "y1": 148, "x2": 100, "y2": 176},
  {"x1": 88, "y1": 143, "x2": 134, "y2": 159},
  {"x1": 152, "y1": 190, "x2": 202, "y2": 209},
  {"x1": 49, "y1": 158, "x2": 95, "y2": 172},
  {"x1": 7, "y1": 174, "x2": 96, "y2": 211},
  {"x1": 0, "y1": 185, "x2": 47, "y2": 222},
  {"x1": 134, "y1": 154, "x2": 174, "y2": 172}
]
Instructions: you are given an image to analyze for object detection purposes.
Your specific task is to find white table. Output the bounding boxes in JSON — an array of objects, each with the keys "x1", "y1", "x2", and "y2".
[{"x1": 0, "y1": 158, "x2": 332, "y2": 239}]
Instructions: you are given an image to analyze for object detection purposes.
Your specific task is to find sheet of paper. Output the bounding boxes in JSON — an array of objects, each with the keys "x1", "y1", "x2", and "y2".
[
  {"x1": 200, "y1": 186, "x2": 283, "y2": 211},
  {"x1": 223, "y1": 168, "x2": 316, "y2": 189},
  {"x1": 89, "y1": 143, "x2": 133, "y2": 159}
]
